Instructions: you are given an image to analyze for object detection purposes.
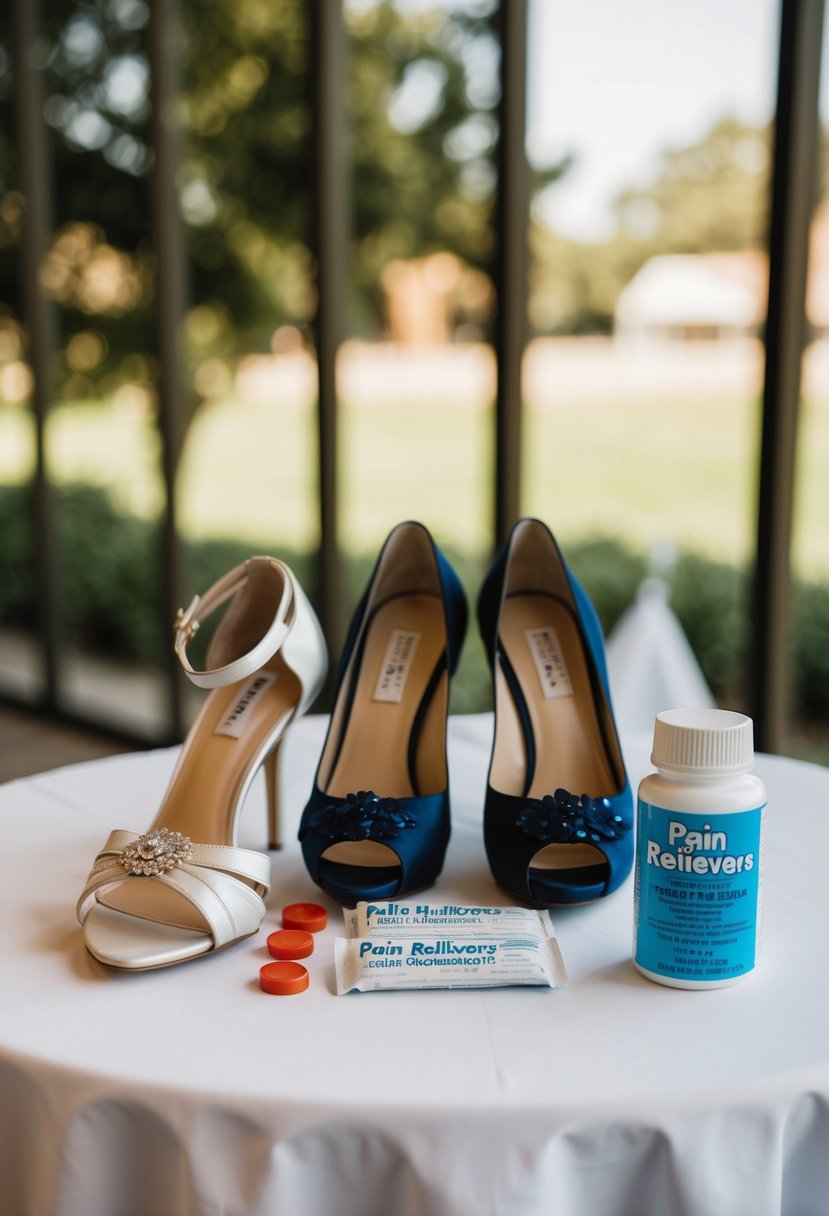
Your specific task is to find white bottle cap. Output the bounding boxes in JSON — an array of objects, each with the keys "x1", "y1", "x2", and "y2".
[{"x1": 651, "y1": 708, "x2": 754, "y2": 774}]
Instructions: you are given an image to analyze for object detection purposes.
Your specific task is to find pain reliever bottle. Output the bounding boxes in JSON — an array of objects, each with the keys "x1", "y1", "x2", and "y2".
[{"x1": 634, "y1": 708, "x2": 766, "y2": 989}]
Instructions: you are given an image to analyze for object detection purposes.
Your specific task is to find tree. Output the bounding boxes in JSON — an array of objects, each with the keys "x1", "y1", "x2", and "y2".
[
  {"x1": 612, "y1": 116, "x2": 770, "y2": 254},
  {"x1": 530, "y1": 116, "x2": 773, "y2": 334}
]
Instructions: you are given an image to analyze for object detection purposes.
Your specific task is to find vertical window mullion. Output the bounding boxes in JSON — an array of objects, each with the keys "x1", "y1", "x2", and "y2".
[
  {"x1": 311, "y1": 1, "x2": 346, "y2": 658},
  {"x1": 12, "y1": 0, "x2": 60, "y2": 710},
  {"x1": 494, "y1": 0, "x2": 529, "y2": 547},
  {"x1": 753, "y1": 0, "x2": 826, "y2": 752},
  {"x1": 149, "y1": 0, "x2": 187, "y2": 740}
]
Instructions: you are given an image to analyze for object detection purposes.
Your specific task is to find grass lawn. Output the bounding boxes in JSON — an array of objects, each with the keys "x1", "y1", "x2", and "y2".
[
  {"x1": 524, "y1": 393, "x2": 762, "y2": 571},
  {"x1": 2, "y1": 390, "x2": 829, "y2": 576}
]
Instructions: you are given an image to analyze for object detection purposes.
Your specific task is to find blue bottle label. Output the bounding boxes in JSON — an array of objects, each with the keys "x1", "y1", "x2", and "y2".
[{"x1": 634, "y1": 801, "x2": 765, "y2": 983}]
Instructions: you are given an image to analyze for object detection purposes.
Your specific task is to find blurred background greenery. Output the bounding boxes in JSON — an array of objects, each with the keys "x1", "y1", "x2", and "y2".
[{"x1": 1, "y1": 0, "x2": 828, "y2": 759}]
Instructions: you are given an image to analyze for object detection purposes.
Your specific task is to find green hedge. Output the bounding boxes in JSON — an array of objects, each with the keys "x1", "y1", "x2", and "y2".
[{"x1": 0, "y1": 481, "x2": 824, "y2": 721}]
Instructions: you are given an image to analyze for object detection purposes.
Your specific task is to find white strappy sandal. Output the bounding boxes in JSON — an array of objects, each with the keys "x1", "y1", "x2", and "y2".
[{"x1": 77, "y1": 557, "x2": 328, "y2": 971}]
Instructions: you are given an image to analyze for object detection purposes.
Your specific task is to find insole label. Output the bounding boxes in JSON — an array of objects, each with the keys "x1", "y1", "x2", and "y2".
[
  {"x1": 214, "y1": 672, "x2": 278, "y2": 738},
  {"x1": 524, "y1": 627, "x2": 575, "y2": 699},
  {"x1": 373, "y1": 630, "x2": 423, "y2": 703}
]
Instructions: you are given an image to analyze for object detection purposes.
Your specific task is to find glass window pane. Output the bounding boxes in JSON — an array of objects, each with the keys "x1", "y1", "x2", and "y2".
[
  {"x1": 341, "y1": 0, "x2": 498, "y2": 710},
  {"x1": 524, "y1": 0, "x2": 779, "y2": 725},
  {"x1": 791, "y1": 9, "x2": 829, "y2": 763},
  {"x1": 40, "y1": 1, "x2": 169, "y2": 738},
  {"x1": 176, "y1": 0, "x2": 318, "y2": 606}
]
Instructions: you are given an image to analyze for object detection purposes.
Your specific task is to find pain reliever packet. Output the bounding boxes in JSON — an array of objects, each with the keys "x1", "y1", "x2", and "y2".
[
  {"x1": 335, "y1": 931, "x2": 568, "y2": 994},
  {"x1": 343, "y1": 900, "x2": 556, "y2": 939}
]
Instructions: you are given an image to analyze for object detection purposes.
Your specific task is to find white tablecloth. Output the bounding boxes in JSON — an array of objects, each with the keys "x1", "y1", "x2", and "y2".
[{"x1": 0, "y1": 713, "x2": 827, "y2": 1216}]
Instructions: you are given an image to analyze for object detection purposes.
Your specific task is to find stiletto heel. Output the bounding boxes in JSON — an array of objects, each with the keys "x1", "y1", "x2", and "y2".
[
  {"x1": 477, "y1": 519, "x2": 633, "y2": 905},
  {"x1": 77, "y1": 557, "x2": 327, "y2": 970},
  {"x1": 298, "y1": 522, "x2": 467, "y2": 905},
  {"x1": 264, "y1": 740, "x2": 283, "y2": 851}
]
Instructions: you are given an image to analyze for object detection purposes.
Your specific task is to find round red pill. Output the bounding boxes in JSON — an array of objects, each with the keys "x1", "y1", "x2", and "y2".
[
  {"x1": 259, "y1": 961, "x2": 309, "y2": 995},
  {"x1": 282, "y1": 902, "x2": 327, "y2": 933},
  {"x1": 267, "y1": 929, "x2": 314, "y2": 960}
]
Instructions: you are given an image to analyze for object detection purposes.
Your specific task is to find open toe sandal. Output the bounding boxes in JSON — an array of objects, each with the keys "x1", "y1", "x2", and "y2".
[{"x1": 77, "y1": 557, "x2": 327, "y2": 970}]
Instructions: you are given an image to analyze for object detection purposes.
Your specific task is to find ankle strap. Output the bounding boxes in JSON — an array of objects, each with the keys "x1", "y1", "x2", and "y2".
[{"x1": 173, "y1": 558, "x2": 292, "y2": 689}]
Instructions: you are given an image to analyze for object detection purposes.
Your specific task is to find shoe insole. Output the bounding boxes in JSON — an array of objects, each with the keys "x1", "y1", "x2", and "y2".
[
  {"x1": 98, "y1": 654, "x2": 300, "y2": 931},
  {"x1": 493, "y1": 594, "x2": 616, "y2": 875},
  {"x1": 321, "y1": 595, "x2": 446, "y2": 870}
]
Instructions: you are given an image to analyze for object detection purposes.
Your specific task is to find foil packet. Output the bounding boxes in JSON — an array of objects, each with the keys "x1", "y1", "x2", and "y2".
[
  {"x1": 335, "y1": 930, "x2": 568, "y2": 994},
  {"x1": 343, "y1": 900, "x2": 556, "y2": 939}
]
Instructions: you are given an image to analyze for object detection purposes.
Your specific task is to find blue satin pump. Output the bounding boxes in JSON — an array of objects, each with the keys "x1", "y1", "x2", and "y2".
[
  {"x1": 477, "y1": 518, "x2": 633, "y2": 905},
  {"x1": 299, "y1": 522, "x2": 467, "y2": 905}
]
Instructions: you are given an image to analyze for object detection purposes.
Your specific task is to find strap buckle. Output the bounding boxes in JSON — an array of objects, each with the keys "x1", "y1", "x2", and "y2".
[{"x1": 174, "y1": 596, "x2": 200, "y2": 644}]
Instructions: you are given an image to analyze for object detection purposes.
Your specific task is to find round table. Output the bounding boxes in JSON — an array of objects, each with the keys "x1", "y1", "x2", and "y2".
[{"x1": 0, "y1": 714, "x2": 826, "y2": 1216}]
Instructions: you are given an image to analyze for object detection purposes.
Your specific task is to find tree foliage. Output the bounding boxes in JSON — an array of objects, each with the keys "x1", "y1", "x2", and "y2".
[
  {"x1": 0, "y1": 8, "x2": 815, "y2": 356},
  {"x1": 0, "y1": 0, "x2": 518, "y2": 394},
  {"x1": 613, "y1": 116, "x2": 770, "y2": 254},
  {"x1": 531, "y1": 116, "x2": 775, "y2": 335}
]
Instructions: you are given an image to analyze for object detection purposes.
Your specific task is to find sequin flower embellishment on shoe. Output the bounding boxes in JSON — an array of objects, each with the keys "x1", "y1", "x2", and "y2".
[
  {"x1": 516, "y1": 789, "x2": 631, "y2": 845},
  {"x1": 309, "y1": 791, "x2": 418, "y2": 843}
]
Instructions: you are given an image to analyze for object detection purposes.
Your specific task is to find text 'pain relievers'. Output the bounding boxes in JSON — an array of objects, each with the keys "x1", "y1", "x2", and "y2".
[{"x1": 634, "y1": 708, "x2": 766, "y2": 990}]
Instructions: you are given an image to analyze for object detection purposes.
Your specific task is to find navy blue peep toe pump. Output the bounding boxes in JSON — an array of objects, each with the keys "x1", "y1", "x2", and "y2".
[
  {"x1": 477, "y1": 518, "x2": 633, "y2": 905},
  {"x1": 299, "y1": 522, "x2": 467, "y2": 905}
]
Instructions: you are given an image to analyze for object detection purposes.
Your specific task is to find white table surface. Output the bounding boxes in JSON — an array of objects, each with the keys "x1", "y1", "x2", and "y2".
[{"x1": 1, "y1": 713, "x2": 827, "y2": 1216}]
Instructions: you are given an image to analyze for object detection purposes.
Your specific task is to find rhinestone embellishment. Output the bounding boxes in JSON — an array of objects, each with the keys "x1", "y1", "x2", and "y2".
[{"x1": 120, "y1": 828, "x2": 193, "y2": 876}]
